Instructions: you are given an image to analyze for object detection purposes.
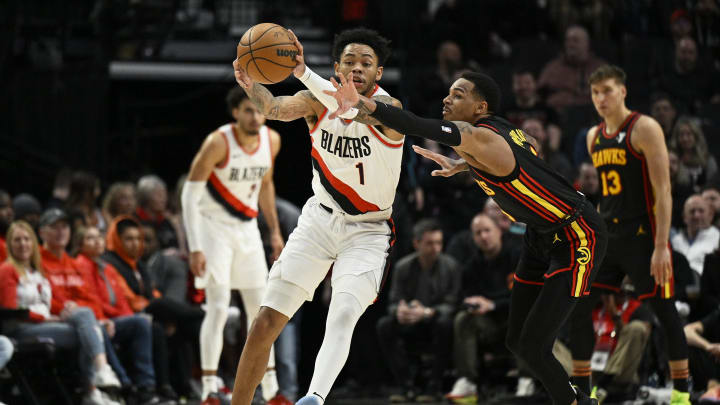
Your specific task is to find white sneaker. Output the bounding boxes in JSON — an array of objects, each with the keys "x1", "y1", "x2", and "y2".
[
  {"x1": 261, "y1": 368, "x2": 279, "y2": 401},
  {"x1": 516, "y1": 377, "x2": 536, "y2": 397},
  {"x1": 445, "y1": 377, "x2": 478, "y2": 399},
  {"x1": 93, "y1": 364, "x2": 121, "y2": 388},
  {"x1": 83, "y1": 388, "x2": 120, "y2": 405}
]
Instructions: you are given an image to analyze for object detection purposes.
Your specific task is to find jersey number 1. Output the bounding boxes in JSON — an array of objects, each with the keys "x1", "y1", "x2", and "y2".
[{"x1": 356, "y1": 162, "x2": 365, "y2": 185}]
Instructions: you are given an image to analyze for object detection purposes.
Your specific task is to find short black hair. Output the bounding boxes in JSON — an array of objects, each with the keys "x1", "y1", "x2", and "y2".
[
  {"x1": 226, "y1": 86, "x2": 249, "y2": 116},
  {"x1": 332, "y1": 27, "x2": 392, "y2": 66},
  {"x1": 511, "y1": 68, "x2": 535, "y2": 78},
  {"x1": 460, "y1": 71, "x2": 501, "y2": 114},
  {"x1": 116, "y1": 218, "x2": 140, "y2": 237},
  {"x1": 412, "y1": 218, "x2": 443, "y2": 241},
  {"x1": 650, "y1": 91, "x2": 674, "y2": 108}
]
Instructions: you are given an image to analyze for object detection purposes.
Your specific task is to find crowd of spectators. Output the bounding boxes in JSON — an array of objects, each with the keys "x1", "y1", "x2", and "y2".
[{"x1": 4, "y1": 0, "x2": 720, "y2": 404}]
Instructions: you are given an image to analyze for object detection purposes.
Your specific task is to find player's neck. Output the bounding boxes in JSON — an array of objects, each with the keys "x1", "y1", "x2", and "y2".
[
  {"x1": 603, "y1": 106, "x2": 632, "y2": 134},
  {"x1": 233, "y1": 123, "x2": 259, "y2": 148}
]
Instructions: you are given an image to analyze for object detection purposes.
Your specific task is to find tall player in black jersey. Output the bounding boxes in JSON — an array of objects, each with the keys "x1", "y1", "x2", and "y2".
[
  {"x1": 567, "y1": 65, "x2": 690, "y2": 404},
  {"x1": 326, "y1": 72, "x2": 607, "y2": 404}
]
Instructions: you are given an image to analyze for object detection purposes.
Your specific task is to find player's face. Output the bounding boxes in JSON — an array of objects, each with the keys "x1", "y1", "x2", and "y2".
[
  {"x1": 334, "y1": 43, "x2": 383, "y2": 96},
  {"x1": 234, "y1": 99, "x2": 265, "y2": 135},
  {"x1": 442, "y1": 79, "x2": 485, "y2": 121},
  {"x1": 591, "y1": 78, "x2": 626, "y2": 117}
]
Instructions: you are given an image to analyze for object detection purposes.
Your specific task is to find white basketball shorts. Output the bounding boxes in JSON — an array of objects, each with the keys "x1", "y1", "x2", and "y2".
[
  {"x1": 195, "y1": 215, "x2": 268, "y2": 290},
  {"x1": 262, "y1": 196, "x2": 395, "y2": 315}
]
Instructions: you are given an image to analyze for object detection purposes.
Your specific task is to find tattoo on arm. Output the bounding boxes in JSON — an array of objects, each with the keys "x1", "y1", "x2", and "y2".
[
  {"x1": 455, "y1": 121, "x2": 475, "y2": 137},
  {"x1": 353, "y1": 95, "x2": 398, "y2": 125},
  {"x1": 246, "y1": 85, "x2": 313, "y2": 121}
]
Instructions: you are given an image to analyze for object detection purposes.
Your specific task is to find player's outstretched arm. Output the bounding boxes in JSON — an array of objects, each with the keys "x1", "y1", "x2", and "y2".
[
  {"x1": 233, "y1": 59, "x2": 318, "y2": 122},
  {"x1": 412, "y1": 145, "x2": 469, "y2": 177}
]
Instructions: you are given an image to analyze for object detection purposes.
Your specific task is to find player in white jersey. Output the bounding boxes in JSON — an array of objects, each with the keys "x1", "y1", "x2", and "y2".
[
  {"x1": 229, "y1": 28, "x2": 404, "y2": 405},
  {"x1": 180, "y1": 88, "x2": 289, "y2": 405}
]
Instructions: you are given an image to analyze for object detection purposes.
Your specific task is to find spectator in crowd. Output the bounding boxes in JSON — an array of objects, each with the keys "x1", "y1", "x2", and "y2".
[
  {"x1": 700, "y1": 250, "x2": 720, "y2": 319},
  {"x1": 538, "y1": 25, "x2": 606, "y2": 112},
  {"x1": 672, "y1": 195, "x2": 720, "y2": 276},
  {"x1": 140, "y1": 224, "x2": 188, "y2": 304},
  {"x1": 669, "y1": 150, "x2": 696, "y2": 231},
  {"x1": 649, "y1": 92, "x2": 678, "y2": 140},
  {"x1": 73, "y1": 225, "x2": 175, "y2": 403},
  {"x1": 376, "y1": 219, "x2": 459, "y2": 403},
  {"x1": 575, "y1": 161, "x2": 600, "y2": 206},
  {"x1": 703, "y1": 185, "x2": 720, "y2": 227},
  {"x1": 669, "y1": 117, "x2": 718, "y2": 192},
  {"x1": 46, "y1": 168, "x2": 73, "y2": 210},
  {"x1": 0, "y1": 220, "x2": 121, "y2": 405},
  {"x1": 483, "y1": 197, "x2": 525, "y2": 243},
  {"x1": 12, "y1": 193, "x2": 42, "y2": 230},
  {"x1": 102, "y1": 182, "x2": 137, "y2": 226},
  {"x1": 654, "y1": 36, "x2": 720, "y2": 114},
  {"x1": 521, "y1": 117, "x2": 574, "y2": 181},
  {"x1": 503, "y1": 69, "x2": 560, "y2": 130},
  {"x1": 691, "y1": 0, "x2": 720, "y2": 69},
  {"x1": 135, "y1": 175, "x2": 182, "y2": 251},
  {"x1": 65, "y1": 171, "x2": 107, "y2": 235},
  {"x1": 684, "y1": 307, "x2": 720, "y2": 399},
  {"x1": 0, "y1": 190, "x2": 12, "y2": 262},
  {"x1": 589, "y1": 284, "x2": 654, "y2": 403},
  {"x1": 445, "y1": 214, "x2": 519, "y2": 402},
  {"x1": 410, "y1": 40, "x2": 470, "y2": 118},
  {"x1": 102, "y1": 216, "x2": 204, "y2": 398}
]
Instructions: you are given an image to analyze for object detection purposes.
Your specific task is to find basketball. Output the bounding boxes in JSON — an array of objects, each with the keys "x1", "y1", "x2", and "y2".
[{"x1": 236, "y1": 23, "x2": 298, "y2": 84}]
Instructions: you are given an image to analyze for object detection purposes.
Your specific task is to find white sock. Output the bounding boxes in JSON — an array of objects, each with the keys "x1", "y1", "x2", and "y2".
[
  {"x1": 202, "y1": 375, "x2": 218, "y2": 399},
  {"x1": 306, "y1": 292, "x2": 366, "y2": 400}
]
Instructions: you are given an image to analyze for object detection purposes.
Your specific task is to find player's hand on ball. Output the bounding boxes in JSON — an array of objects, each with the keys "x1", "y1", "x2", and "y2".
[
  {"x1": 412, "y1": 145, "x2": 467, "y2": 177},
  {"x1": 189, "y1": 251, "x2": 207, "y2": 277},
  {"x1": 650, "y1": 245, "x2": 672, "y2": 286},
  {"x1": 324, "y1": 72, "x2": 360, "y2": 119},
  {"x1": 233, "y1": 59, "x2": 254, "y2": 89},
  {"x1": 287, "y1": 29, "x2": 307, "y2": 78}
]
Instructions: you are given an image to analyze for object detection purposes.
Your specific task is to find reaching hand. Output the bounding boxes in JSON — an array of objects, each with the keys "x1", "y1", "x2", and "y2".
[
  {"x1": 412, "y1": 145, "x2": 468, "y2": 177},
  {"x1": 650, "y1": 245, "x2": 672, "y2": 287},
  {"x1": 323, "y1": 72, "x2": 360, "y2": 119},
  {"x1": 233, "y1": 58, "x2": 254, "y2": 89},
  {"x1": 287, "y1": 29, "x2": 307, "y2": 78}
]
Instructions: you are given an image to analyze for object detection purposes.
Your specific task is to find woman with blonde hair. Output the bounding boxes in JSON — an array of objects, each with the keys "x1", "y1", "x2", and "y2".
[
  {"x1": 101, "y1": 182, "x2": 137, "y2": 226},
  {"x1": 0, "y1": 220, "x2": 121, "y2": 405},
  {"x1": 669, "y1": 117, "x2": 718, "y2": 191}
]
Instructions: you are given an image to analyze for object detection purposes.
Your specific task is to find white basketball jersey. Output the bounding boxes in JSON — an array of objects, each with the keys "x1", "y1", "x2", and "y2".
[
  {"x1": 309, "y1": 85, "x2": 403, "y2": 219},
  {"x1": 198, "y1": 124, "x2": 273, "y2": 221}
]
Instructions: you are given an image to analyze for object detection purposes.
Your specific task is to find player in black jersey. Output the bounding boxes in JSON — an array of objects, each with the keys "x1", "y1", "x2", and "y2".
[
  {"x1": 566, "y1": 65, "x2": 691, "y2": 404},
  {"x1": 325, "y1": 72, "x2": 607, "y2": 405}
]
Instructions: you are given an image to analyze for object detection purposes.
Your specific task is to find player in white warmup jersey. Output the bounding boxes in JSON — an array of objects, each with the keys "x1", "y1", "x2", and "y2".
[
  {"x1": 229, "y1": 28, "x2": 404, "y2": 405},
  {"x1": 181, "y1": 88, "x2": 288, "y2": 405}
]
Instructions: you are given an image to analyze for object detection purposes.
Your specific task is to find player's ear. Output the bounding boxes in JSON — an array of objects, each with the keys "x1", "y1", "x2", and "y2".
[
  {"x1": 621, "y1": 84, "x2": 627, "y2": 98},
  {"x1": 231, "y1": 107, "x2": 240, "y2": 121},
  {"x1": 333, "y1": 61, "x2": 339, "y2": 76},
  {"x1": 375, "y1": 66, "x2": 384, "y2": 81},
  {"x1": 476, "y1": 100, "x2": 489, "y2": 115}
]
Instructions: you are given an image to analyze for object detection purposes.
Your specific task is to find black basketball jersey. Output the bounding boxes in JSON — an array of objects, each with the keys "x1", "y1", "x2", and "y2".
[
  {"x1": 469, "y1": 116, "x2": 585, "y2": 232},
  {"x1": 590, "y1": 112, "x2": 654, "y2": 231}
]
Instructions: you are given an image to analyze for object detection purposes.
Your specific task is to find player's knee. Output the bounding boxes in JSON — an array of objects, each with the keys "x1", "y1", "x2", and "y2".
[{"x1": 249, "y1": 307, "x2": 289, "y2": 342}]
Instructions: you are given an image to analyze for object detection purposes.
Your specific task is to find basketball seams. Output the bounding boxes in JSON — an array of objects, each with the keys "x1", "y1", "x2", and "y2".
[
  {"x1": 236, "y1": 42, "x2": 296, "y2": 59},
  {"x1": 249, "y1": 57, "x2": 297, "y2": 69},
  {"x1": 248, "y1": 24, "x2": 275, "y2": 84},
  {"x1": 239, "y1": 23, "x2": 281, "y2": 46}
]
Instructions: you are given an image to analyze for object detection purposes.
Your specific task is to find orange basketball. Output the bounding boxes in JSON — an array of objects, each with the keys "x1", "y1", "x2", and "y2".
[{"x1": 236, "y1": 23, "x2": 298, "y2": 84}]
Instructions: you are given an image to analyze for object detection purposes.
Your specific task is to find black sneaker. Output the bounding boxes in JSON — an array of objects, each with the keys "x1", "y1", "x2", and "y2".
[
  {"x1": 137, "y1": 386, "x2": 161, "y2": 405},
  {"x1": 157, "y1": 384, "x2": 179, "y2": 402}
]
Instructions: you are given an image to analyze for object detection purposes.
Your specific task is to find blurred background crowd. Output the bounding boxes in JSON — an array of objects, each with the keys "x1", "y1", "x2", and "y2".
[{"x1": 2, "y1": 0, "x2": 720, "y2": 404}]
